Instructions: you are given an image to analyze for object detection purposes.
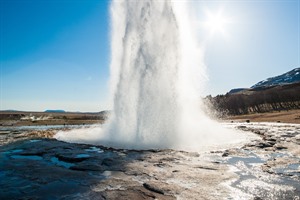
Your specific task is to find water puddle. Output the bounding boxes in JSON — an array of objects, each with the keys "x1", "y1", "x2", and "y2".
[
  {"x1": 11, "y1": 149, "x2": 24, "y2": 153},
  {"x1": 85, "y1": 146, "x2": 103, "y2": 153},
  {"x1": 75, "y1": 154, "x2": 90, "y2": 158},
  {"x1": 225, "y1": 153, "x2": 299, "y2": 199},
  {"x1": 228, "y1": 156, "x2": 264, "y2": 166},
  {"x1": 0, "y1": 124, "x2": 94, "y2": 131},
  {"x1": 11, "y1": 155, "x2": 43, "y2": 161},
  {"x1": 2, "y1": 149, "x2": 24, "y2": 154},
  {"x1": 50, "y1": 157, "x2": 75, "y2": 169},
  {"x1": 29, "y1": 139, "x2": 41, "y2": 143},
  {"x1": 269, "y1": 152, "x2": 290, "y2": 158},
  {"x1": 274, "y1": 163, "x2": 300, "y2": 175}
]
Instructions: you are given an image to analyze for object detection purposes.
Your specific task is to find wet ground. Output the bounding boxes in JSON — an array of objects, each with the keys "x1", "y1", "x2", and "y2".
[{"x1": 0, "y1": 123, "x2": 299, "y2": 199}]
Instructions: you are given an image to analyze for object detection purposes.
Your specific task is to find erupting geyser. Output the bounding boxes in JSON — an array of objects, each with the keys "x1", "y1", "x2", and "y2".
[{"x1": 55, "y1": 0, "x2": 250, "y2": 151}]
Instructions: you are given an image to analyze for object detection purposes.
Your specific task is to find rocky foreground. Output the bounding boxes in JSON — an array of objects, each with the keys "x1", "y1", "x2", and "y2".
[{"x1": 0, "y1": 123, "x2": 299, "y2": 199}]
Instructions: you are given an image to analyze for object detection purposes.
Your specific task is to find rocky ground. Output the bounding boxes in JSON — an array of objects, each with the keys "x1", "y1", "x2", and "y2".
[{"x1": 0, "y1": 122, "x2": 299, "y2": 199}]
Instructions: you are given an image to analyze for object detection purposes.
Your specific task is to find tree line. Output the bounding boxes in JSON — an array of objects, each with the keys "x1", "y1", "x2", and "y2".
[{"x1": 205, "y1": 82, "x2": 300, "y2": 116}]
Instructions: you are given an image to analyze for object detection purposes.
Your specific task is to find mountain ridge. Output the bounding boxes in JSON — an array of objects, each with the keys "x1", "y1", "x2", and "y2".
[
  {"x1": 228, "y1": 67, "x2": 300, "y2": 94},
  {"x1": 208, "y1": 67, "x2": 300, "y2": 115},
  {"x1": 251, "y1": 67, "x2": 300, "y2": 89}
]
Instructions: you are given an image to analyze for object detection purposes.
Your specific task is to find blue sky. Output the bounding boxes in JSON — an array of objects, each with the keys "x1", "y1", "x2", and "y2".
[
  {"x1": 198, "y1": 0, "x2": 299, "y2": 95},
  {"x1": 0, "y1": 0, "x2": 299, "y2": 112},
  {"x1": 1, "y1": 0, "x2": 110, "y2": 111}
]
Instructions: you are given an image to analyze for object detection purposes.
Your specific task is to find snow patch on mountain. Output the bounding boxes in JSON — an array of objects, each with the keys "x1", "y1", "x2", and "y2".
[{"x1": 251, "y1": 67, "x2": 300, "y2": 88}]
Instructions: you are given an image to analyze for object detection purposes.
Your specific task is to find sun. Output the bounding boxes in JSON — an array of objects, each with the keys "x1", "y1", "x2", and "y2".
[{"x1": 203, "y1": 9, "x2": 231, "y2": 36}]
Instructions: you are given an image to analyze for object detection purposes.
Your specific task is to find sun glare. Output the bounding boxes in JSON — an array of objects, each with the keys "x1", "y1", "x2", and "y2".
[{"x1": 203, "y1": 9, "x2": 231, "y2": 36}]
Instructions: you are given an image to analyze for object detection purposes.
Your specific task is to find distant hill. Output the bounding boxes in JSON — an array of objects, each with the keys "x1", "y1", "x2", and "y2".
[
  {"x1": 44, "y1": 110, "x2": 66, "y2": 113},
  {"x1": 251, "y1": 67, "x2": 300, "y2": 88},
  {"x1": 228, "y1": 88, "x2": 249, "y2": 94},
  {"x1": 0, "y1": 110, "x2": 19, "y2": 112},
  {"x1": 227, "y1": 67, "x2": 300, "y2": 94},
  {"x1": 207, "y1": 67, "x2": 300, "y2": 115}
]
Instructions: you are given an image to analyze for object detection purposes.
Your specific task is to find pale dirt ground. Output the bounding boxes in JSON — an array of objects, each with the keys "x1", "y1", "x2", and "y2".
[{"x1": 226, "y1": 109, "x2": 300, "y2": 124}]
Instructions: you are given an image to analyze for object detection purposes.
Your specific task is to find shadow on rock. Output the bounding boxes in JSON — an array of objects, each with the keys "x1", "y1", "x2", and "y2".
[{"x1": 0, "y1": 138, "x2": 176, "y2": 200}]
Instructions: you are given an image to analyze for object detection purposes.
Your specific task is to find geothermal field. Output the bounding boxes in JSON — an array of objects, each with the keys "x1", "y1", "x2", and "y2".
[
  {"x1": 1, "y1": 122, "x2": 300, "y2": 199},
  {"x1": 1, "y1": 0, "x2": 299, "y2": 199}
]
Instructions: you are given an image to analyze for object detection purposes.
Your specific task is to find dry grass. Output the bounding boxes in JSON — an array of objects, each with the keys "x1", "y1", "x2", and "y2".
[
  {"x1": 0, "y1": 111, "x2": 105, "y2": 126},
  {"x1": 226, "y1": 109, "x2": 300, "y2": 124}
]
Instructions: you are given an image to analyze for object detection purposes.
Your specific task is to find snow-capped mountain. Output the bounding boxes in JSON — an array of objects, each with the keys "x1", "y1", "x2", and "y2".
[{"x1": 251, "y1": 67, "x2": 300, "y2": 88}]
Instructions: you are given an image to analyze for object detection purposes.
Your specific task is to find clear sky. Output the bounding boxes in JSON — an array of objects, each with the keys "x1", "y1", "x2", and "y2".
[{"x1": 0, "y1": 0, "x2": 299, "y2": 112}]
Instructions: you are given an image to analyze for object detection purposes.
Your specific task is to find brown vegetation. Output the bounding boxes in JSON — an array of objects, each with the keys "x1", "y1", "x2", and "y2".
[
  {"x1": 0, "y1": 111, "x2": 108, "y2": 126},
  {"x1": 206, "y1": 82, "x2": 300, "y2": 116}
]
